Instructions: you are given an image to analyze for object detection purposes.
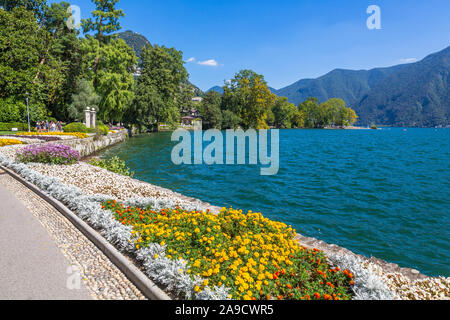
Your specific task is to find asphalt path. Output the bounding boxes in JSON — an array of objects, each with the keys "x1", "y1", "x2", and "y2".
[{"x1": 0, "y1": 177, "x2": 92, "y2": 300}]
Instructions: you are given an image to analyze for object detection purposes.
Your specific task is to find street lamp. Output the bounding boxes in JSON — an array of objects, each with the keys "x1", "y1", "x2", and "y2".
[{"x1": 25, "y1": 92, "x2": 30, "y2": 132}]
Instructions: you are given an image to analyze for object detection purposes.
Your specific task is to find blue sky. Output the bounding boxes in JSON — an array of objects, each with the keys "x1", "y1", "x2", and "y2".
[{"x1": 59, "y1": 0, "x2": 450, "y2": 91}]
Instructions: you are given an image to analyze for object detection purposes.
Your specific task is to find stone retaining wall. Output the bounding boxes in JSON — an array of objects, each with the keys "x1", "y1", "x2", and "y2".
[{"x1": 59, "y1": 131, "x2": 127, "y2": 158}]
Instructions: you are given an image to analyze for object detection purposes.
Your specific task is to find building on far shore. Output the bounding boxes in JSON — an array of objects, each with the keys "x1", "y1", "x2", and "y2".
[
  {"x1": 181, "y1": 108, "x2": 201, "y2": 126},
  {"x1": 192, "y1": 97, "x2": 203, "y2": 103}
]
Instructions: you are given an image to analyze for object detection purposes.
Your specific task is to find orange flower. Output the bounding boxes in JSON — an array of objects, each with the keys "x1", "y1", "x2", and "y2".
[{"x1": 314, "y1": 293, "x2": 321, "y2": 299}]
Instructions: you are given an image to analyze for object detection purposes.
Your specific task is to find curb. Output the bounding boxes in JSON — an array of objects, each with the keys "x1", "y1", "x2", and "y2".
[{"x1": 0, "y1": 165, "x2": 171, "y2": 301}]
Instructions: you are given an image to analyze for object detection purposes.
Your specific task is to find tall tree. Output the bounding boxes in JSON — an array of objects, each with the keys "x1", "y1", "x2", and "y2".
[
  {"x1": 129, "y1": 44, "x2": 187, "y2": 129},
  {"x1": 222, "y1": 70, "x2": 276, "y2": 129},
  {"x1": 201, "y1": 91, "x2": 222, "y2": 130},
  {"x1": 81, "y1": 36, "x2": 137, "y2": 122},
  {"x1": 298, "y1": 97, "x2": 322, "y2": 128},
  {"x1": 40, "y1": 2, "x2": 83, "y2": 120},
  {"x1": 81, "y1": 0, "x2": 124, "y2": 44},
  {"x1": 272, "y1": 97, "x2": 298, "y2": 129},
  {"x1": 67, "y1": 79, "x2": 100, "y2": 121},
  {"x1": 0, "y1": 0, "x2": 47, "y2": 23},
  {"x1": 0, "y1": 7, "x2": 49, "y2": 121}
]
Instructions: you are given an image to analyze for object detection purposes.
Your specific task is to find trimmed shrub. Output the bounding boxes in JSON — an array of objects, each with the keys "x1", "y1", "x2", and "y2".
[
  {"x1": 63, "y1": 122, "x2": 88, "y2": 133},
  {"x1": 0, "y1": 122, "x2": 29, "y2": 132},
  {"x1": 90, "y1": 156, "x2": 134, "y2": 177},
  {"x1": 97, "y1": 124, "x2": 110, "y2": 136}
]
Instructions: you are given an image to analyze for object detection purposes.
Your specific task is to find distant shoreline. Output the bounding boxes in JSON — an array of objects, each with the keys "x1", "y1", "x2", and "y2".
[{"x1": 324, "y1": 126, "x2": 372, "y2": 130}]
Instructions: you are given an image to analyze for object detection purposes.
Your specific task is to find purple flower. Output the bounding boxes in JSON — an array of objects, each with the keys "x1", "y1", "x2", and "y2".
[{"x1": 16, "y1": 144, "x2": 80, "y2": 165}]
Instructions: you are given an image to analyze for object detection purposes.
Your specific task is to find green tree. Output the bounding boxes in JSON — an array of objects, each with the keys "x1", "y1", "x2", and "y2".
[
  {"x1": 321, "y1": 98, "x2": 358, "y2": 127},
  {"x1": 0, "y1": 97, "x2": 25, "y2": 122},
  {"x1": 298, "y1": 97, "x2": 322, "y2": 128},
  {"x1": 67, "y1": 79, "x2": 101, "y2": 121},
  {"x1": 81, "y1": 0, "x2": 124, "y2": 44},
  {"x1": 178, "y1": 81, "x2": 195, "y2": 114},
  {"x1": 129, "y1": 44, "x2": 187, "y2": 129},
  {"x1": 298, "y1": 97, "x2": 359, "y2": 128},
  {"x1": 0, "y1": 0, "x2": 47, "y2": 23},
  {"x1": 201, "y1": 91, "x2": 222, "y2": 130},
  {"x1": 81, "y1": 37, "x2": 137, "y2": 122},
  {"x1": 0, "y1": 7, "x2": 49, "y2": 121},
  {"x1": 272, "y1": 97, "x2": 298, "y2": 128},
  {"x1": 221, "y1": 110, "x2": 241, "y2": 129},
  {"x1": 40, "y1": 2, "x2": 83, "y2": 120},
  {"x1": 222, "y1": 70, "x2": 276, "y2": 129}
]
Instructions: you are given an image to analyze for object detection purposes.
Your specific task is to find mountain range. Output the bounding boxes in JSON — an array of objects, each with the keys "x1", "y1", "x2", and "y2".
[
  {"x1": 118, "y1": 30, "x2": 449, "y2": 127},
  {"x1": 117, "y1": 30, "x2": 151, "y2": 64},
  {"x1": 209, "y1": 46, "x2": 449, "y2": 127}
]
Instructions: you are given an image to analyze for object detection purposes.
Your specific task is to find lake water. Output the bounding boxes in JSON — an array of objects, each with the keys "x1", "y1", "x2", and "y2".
[{"x1": 99, "y1": 128, "x2": 450, "y2": 277}]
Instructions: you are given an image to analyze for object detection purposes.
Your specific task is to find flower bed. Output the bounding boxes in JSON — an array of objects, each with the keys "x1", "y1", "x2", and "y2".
[
  {"x1": 13, "y1": 135, "x2": 62, "y2": 142},
  {"x1": 102, "y1": 201, "x2": 354, "y2": 300},
  {"x1": 0, "y1": 138, "x2": 23, "y2": 147},
  {"x1": 18, "y1": 132, "x2": 89, "y2": 139},
  {"x1": 17, "y1": 144, "x2": 80, "y2": 165}
]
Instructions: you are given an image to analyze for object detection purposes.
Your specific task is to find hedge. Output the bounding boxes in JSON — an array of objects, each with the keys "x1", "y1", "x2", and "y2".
[{"x1": 0, "y1": 122, "x2": 29, "y2": 132}]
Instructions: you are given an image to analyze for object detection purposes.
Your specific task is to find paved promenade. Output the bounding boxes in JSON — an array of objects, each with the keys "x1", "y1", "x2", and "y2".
[{"x1": 0, "y1": 172, "x2": 92, "y2": 300}]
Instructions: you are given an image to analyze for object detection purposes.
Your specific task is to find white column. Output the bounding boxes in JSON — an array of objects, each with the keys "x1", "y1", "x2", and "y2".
[
  {"x1": 85, "y1": 108, "x2": 91, "y2": 128},
  {"x1": 91, "y1": 108, "x2": 96, "y2": 128}
]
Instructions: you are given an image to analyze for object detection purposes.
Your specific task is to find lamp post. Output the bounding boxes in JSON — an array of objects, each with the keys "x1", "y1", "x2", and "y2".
[{"x1": 25, "y1": 92, "x2": 30, "y2": 132}]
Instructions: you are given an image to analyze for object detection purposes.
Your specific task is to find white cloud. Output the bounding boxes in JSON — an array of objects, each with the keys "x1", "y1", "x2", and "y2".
[
  {"x1": 185, "y1": 57, "x2": 196, "y2": 63},
  {"x1": 197, "y1": 59, "x2": 219, "y2": 67},
  {"x1": 398, "y1": 58, "x2": 418, "y2": 64}
]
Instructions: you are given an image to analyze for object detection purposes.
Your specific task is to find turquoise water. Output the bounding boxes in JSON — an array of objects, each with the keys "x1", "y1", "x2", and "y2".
[{"x1": 99, "y1": 128, "x2": 450, "y2": 277}]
